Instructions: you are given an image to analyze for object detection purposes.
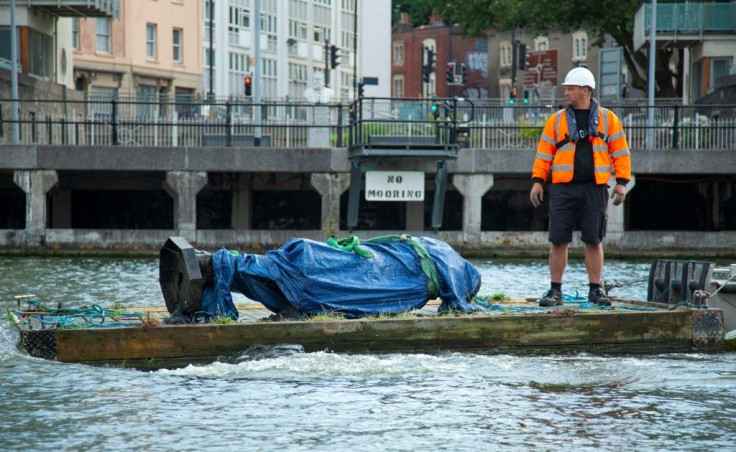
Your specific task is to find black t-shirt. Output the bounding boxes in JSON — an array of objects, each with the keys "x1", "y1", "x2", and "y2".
[{"x1": 572, "y1": 109, "x2": 594, "y2": 183}]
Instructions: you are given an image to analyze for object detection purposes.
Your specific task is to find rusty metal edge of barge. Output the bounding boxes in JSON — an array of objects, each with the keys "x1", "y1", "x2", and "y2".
[{"x1": 13, "y1": 306, "x2": 727, "y2": 370}]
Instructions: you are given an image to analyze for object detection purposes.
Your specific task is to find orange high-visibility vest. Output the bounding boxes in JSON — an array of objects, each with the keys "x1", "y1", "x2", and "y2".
[{"x1": 532, "y1": 103, "x2": 631, "y2": 185}]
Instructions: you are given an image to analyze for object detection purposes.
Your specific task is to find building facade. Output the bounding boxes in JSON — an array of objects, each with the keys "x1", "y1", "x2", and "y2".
[
  {"x1": 0, "y1": 1, "x2": 120, "y2": 89},
  {"x1": 391, "y1": 12, "x2": 489, "y2": 100},
  {"x1": 72, "y1": 0, "x2": 203, "y2": 104},
  {"x1": 204, "y1": 0, "x2": 391, "y2": 101}
]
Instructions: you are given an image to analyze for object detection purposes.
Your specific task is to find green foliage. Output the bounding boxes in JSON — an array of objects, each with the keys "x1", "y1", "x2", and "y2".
[
  {"x1": 310, "y1": 310, "x2": 345, "y2": 321},
  {"x1": 211, "y1": 315, "x2": 236, "y2": 324},
  {"x1": 518, "y1": 117, "x2": 544, "y2": 140},
  {"x1": 392, "y1": 0, "x2": 433, "y2": 27},
  {"x1": 490, "y1": 293, "x2": 511, "y2": 301},
  {"x1": 426, "y1": 0, "x2": 679, "y2": 97}
]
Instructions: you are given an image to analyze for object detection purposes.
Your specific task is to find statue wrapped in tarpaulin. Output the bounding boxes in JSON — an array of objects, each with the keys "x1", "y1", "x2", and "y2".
[{"x1": 159, "y1": 235, "x2": 483, "y2": 322}]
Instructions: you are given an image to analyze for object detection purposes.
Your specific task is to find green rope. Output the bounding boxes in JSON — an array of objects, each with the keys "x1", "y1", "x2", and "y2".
[
  {"x1": 326, "y1": 234, "x2": 440, "y2": 298},
  {"x1": 12, "y1": 298, "x2": 145, "y2": 330}
]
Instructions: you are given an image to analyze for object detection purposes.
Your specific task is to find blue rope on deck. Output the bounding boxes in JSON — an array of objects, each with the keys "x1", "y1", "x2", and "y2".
[
  {"x1": 473, "y1": 291, "x2": 660, "y2": 313},
  {"x1": 14, "y1": 298, "x2": 145, "y2": 329}
]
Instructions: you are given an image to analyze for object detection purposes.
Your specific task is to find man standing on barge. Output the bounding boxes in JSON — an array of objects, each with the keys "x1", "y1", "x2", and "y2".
[{"x1": 529, "y1": 67, "x2": 632, "y2": 307}]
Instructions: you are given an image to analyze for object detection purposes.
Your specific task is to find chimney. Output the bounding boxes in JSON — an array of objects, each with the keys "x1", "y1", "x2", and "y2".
[{"x1": 429, "y1": 12, "x2": 444, "y2": 27}]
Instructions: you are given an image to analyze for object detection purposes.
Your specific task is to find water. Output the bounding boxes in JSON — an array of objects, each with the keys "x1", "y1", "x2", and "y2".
[{"x1": 1, "y1": 256, "x2": 735, "y2": 451}]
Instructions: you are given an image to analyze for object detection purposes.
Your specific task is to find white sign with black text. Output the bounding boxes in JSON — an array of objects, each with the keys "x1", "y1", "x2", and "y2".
[{"x1": 365, "y1": 171, "x2": 425, "y2": 201}]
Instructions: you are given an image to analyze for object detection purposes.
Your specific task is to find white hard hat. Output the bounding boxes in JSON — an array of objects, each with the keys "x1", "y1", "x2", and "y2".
[{"x1": 561, "y1": 67, "x2": 596, "y2": 90}]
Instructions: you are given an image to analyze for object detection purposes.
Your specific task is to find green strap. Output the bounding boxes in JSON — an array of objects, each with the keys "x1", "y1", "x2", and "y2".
[
  {"x1": 326, "y1": 235, "x2": 374, "y2": 258},
  {"x1": 326, "y1": 234, "x2": 440, "y2": 298}
]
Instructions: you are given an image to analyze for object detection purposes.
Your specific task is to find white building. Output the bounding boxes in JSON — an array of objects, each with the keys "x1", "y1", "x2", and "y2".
[{"x1": 203, "y1": 0, "x2": 390, "y2": 101}]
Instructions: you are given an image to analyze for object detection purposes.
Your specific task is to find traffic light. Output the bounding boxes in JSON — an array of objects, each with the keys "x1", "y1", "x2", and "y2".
[
  {"x1": 460, "y1": 64, "x2": 467, "y2": 84},
  {"x1": 523, "y1": 90, "x2": 529, "y2": 104},
  {"x1": 422, "y1": 66, "x2": 430, "y2": 83},
  {"x1": 446, "y1": 62, "x2": 455, "y2": 83},
  {"x1": 518, "y1": 43, "x2": 527, "y2": 70},
  {"x1": 431, "y1": 103, "x2": 439, "y2": 119},
  {"x1": 426, "y1": 49, "x2": 435, "y2": 71},
  {"x1": 244, "y1": 75, "x2": 252, "y2": 96},
  {"x1": 358, "y1": 81, "x2": 365, "y2": 98},
  {"x1": 508, "y1": 87, "x2": 516, "y2": 105},
  {"x1": 330, "y1": 45, "x2": 340, "y2": 69}
]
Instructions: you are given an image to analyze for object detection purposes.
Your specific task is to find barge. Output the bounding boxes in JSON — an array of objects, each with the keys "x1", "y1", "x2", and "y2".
[
  {"x1": 9, "y1": 295, "x2": 727, "y2": 370},
  {"x1": 7, "y1": 237, "x2": 733, "y2": 370}
]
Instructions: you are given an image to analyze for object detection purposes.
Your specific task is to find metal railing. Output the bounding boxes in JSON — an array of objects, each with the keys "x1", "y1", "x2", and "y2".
[{"x1": 1, "y1": 97, "x2": 735, "y2": 150}]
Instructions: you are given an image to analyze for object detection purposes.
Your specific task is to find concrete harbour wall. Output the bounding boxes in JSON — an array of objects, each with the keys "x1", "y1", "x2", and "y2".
[{"x1": 1, "y1": 144, "x2": 736, "y2": 256}]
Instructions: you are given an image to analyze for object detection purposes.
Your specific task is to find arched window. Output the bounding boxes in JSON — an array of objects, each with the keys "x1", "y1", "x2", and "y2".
[
  {"x1": 500, "y1": 42, "x2": 512, "y2": 68},
  {"x1": 534, "y1": 36, "x2": 549, "y2": 51},
  {"x1": 572, "y1": 31, "x2": 588, "y2": 62}
]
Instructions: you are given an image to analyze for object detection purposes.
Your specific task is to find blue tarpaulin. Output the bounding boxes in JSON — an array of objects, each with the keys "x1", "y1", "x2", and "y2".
[{"x1": 201, "y1": 236, "x2": 482, "y2": 319}]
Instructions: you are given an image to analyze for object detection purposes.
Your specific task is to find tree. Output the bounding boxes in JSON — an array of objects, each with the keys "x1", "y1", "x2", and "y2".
[{"x1": 427, "y1": 0, "x2": 681, "y2": 98}]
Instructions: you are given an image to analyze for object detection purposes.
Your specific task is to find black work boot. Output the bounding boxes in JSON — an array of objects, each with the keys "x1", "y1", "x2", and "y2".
[
  {"x1": 539, "y1": 288, "x2": 563, "y2": 307},
  {"x1": 588, "y1": 288, "x2": 611, "y2": 306}
]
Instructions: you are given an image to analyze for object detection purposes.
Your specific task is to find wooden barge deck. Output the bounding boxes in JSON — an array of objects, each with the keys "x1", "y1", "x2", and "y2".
[{"x1": 10, "y1": 298, "x2": 726, "y2": 370}]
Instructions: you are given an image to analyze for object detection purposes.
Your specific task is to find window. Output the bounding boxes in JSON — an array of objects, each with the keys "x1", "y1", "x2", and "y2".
[
  {"x1": 289, "y1": 19, "x2": 308, "y2": 41},
  {"x1": 96, "y1": 18, "x2": 111, "y2": 53},
  {"x1": 710, "y1": 57, "x2": 733, "y2": 92},
  {"x1": 72, "y1": 19, "x2": 79, "y2": 50},
  {"x1": 313, "y1": 25, "x2": 330, "y2": 44},
  {"x1": 29, "y1": 30, "x2": 52, "y2": 78},
  {"x1": 173, "y1": 28, "x2": 182, "y2": 63},
  {"x1": 89, "y1": 86, "x2": 118, "y2": 117},
  {"x1": 572, "y1": 32, "x2": 587, "y2": 62},
  {"x1": 205, "y1": 48, "x2": 215, "y2": 68},
  {"x1": 288, "y1": 62, "x2": 307, "y2": 82},
  {"x1": 500, "y1": 42, "x2": 512, "y2": 68},
  {"x1": 136, "y1": 84, "x2": 158, "y2": 118},
  {"x1": 262, "y1": 58, "x2": 277, "y2": 78},
  {"x1": 229, "y1": 5, "x2": 250, "y2": 33},
  {"x1": 146, "y1": 24, "x2": 157, "y2": 59},
  {"x1": 0, "y1": 27, "x2": 14, "y2": 63},
  {"x1": 534, "y1": 36, "x2": 548, "y2": 51},
  {"x1": 260, "y1": 12, "x2": 277, "y2": 34},
  {"x1": 393, "y1": 74, "x2": 405, "y2": 98},
  {"x1": 392, "y1": 40, "x2": 404, "y2": 66}
]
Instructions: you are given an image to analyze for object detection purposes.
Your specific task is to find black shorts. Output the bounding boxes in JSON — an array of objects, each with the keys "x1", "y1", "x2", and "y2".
[{"x1": 548, "y1": 183, "x2": 609, "y2": 245}]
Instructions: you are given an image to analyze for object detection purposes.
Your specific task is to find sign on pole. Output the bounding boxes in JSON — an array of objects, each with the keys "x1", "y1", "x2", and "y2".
[
  {"x1": 523, "y1": 50, "x2": 558, "y2": 88},
  {"x1": 365, "y1": 171, "x2": 424, "y2": 201},
  {"x1": 598, "y1": 47, "x2": 624, "y2": 101}
]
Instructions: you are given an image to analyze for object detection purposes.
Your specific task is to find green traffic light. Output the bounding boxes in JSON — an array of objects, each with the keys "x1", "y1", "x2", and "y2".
[
  {"x1": 431, "y1": 104, "x2": 438, "y2": 112},
  {"x1": 523, "y1": 98, "x2": 529, "y2": 104},
  {"x1": 508, "y1": 99, "x2": 515, "y2": 105}
]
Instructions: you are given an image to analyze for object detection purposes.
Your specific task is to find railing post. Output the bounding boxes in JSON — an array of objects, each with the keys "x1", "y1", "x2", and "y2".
[
  {"x1": 336, "y1": 103, "x2": 343, "y2": 147},
  {"x1": 172, "y1": 110, "x2": 178, "y2": 147},
  {"x1": 31, "y1": 112, "x2": 36, "y2": 143},
  {"x1": 672, "y1": 104, "x2": 680, "y2": 150},
  {"x1": 226, "y1": 100, "x2": 232, "y2": 146},
  {"x1": 111, "y1": 98, "x2": 119, "y2": 145}
]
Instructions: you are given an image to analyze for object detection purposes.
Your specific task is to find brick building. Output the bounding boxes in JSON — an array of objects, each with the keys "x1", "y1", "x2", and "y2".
[{"x1": 391, "y1": 12, "x2": 488, "y2": 99}]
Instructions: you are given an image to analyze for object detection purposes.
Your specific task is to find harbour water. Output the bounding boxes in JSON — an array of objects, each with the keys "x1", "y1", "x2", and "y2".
[{"x1": 1, "y1": 255, "x2": 735, "y2": 450}]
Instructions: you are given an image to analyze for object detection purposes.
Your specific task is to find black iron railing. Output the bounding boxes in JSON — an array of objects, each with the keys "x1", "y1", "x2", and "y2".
[{"x1": 1, "y1": 97, "x2": 734, "y2": 150}]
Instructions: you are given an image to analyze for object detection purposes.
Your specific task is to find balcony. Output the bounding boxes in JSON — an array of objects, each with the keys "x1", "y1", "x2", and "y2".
[
  {"x1": 634, "y1": 1, "x2": 736, "y2": 50},
  {"x1": 1, "y1": 0, "x2": 120, "y2": 18}
]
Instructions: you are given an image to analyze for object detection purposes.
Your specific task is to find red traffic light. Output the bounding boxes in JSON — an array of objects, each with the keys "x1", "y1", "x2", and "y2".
[{"x1": 244, "y1": 76, "x2": 252, "y2": 96}]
